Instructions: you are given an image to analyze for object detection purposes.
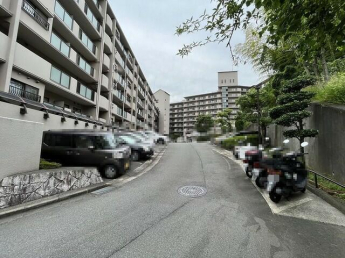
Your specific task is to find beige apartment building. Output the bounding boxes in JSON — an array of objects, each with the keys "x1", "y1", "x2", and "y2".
[
  {"x1": 170, "y1": 71, "x2": 249, "y2": 135},
  {"x1": 154, "y1": 89, "x2": 170, "y2": 136},
  {"x1": 0, "y1": 0, "x2": 159, "y2": 131}
]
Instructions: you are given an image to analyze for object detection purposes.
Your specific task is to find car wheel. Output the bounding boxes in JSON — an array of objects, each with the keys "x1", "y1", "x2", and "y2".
[
  {"x1": 103, "y1": 165, "x2": 118, "y2": 179},
  {"x1": 301, "y1": 187, "x2": 306, "y2": 193},
  {"x1": 157, "y1": 138, "x2": 164, "y2": 144},
  {"x1": 131, "y1": 151, "x2": 140, "y2": 161}
]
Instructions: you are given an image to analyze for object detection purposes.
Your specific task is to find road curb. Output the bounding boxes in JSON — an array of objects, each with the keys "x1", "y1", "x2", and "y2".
[
  {"x1": 0, "y1": 146, "x2": 168, "y2": 219},
  {"x1": 0, "y1": 182, "x2": 107, "y2": 219},
  {"x1": 307, "y1": 184, "x2": 345, "y2": 215}
]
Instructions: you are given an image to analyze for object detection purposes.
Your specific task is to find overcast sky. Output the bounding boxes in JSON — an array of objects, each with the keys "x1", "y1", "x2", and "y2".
[{"x1": 109, "y1": 0, "x2": 261, "y2": 102}]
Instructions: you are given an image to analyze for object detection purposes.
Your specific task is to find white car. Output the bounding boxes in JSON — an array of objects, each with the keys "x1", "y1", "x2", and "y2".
[{"x1": 143, "y1": 131, "x2": 169, "y2": 144}]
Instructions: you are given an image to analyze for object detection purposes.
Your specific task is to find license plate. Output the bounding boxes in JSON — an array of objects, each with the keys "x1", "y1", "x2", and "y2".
[{"x1": 125, "y1": 161, "x2": 130, "y2": 169}]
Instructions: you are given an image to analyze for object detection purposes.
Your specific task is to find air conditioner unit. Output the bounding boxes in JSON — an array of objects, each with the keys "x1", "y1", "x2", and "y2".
[{"x1": 113, "y1": 64, "x2": 118, "y2": 72}]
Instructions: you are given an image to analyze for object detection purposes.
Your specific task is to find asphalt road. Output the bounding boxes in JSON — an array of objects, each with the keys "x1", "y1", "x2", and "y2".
[{"x1": 0, "y1": 143, "x2": 344, "y2": 258}]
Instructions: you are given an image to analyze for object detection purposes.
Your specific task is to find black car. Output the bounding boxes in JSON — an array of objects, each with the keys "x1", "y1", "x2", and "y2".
[
  {"x1": 41, "y1": 130, "x2": 131, "y2": 179},
  {"x1": 114, "y1": 133, "x2": 154, "y2": 161}
]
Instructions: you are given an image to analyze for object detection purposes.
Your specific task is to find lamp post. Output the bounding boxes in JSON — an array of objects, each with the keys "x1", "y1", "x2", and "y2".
[{"x1": 254, "y1": 85, "x2": 261, "y2": 147}]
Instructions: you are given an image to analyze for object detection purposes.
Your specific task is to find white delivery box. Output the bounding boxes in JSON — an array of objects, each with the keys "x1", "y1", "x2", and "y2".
[{"x1": 239, "y1": 145, "x2": 257, "y2": 160}]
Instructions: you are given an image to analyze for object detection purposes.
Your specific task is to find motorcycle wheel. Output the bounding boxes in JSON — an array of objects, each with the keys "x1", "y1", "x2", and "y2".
[
  {"x1": 269, "y1": 184, "x2": 282, "y2": 203},
  {"x1": 255, "y1": 176, "x2": 264, "y2": 188},
  {"x1": 246, "y1": 166, "x2": 253, "y2": 178}
]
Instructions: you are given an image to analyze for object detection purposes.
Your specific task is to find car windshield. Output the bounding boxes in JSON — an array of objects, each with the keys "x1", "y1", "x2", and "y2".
[
  {"x1": 128, "y1": 133, "x2": 145, "y2": 142},
  {"x1": 120, "y1": 135, "x2": 140, "y2": 144},
  {"x1": 94, "y1": 134, "x2": 117, "y2": 149}
]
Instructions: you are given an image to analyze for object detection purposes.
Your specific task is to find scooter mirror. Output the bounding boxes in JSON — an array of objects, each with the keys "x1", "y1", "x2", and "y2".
[
  {"x1": 301, "y1": 142, "x2": 309, "y2": 147},
  {"x1": 283, "y1": 139, "x2": 290, "y2": 144}
]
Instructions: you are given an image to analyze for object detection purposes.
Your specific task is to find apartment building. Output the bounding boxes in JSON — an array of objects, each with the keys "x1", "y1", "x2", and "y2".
[
  {"x1": 0, "y1": 0, "x2": 159, "y2": 131},
  {"x1": 154, "y1": 89, "x2": 170, "y2": 135},
  {"x1": 170, "y1": 71, "x2": 249, "y2": 135}
]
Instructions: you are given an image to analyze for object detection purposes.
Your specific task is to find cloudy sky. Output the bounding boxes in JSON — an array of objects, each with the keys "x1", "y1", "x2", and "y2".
[{"x1": 109, "y1": 0, "x2": 261, "y2": 102}]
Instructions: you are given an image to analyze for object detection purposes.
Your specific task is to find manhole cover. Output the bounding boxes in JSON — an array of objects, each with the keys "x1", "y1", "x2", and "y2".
[{"x1": 178, "y1": 186, "x2": 207, "y2": 198}]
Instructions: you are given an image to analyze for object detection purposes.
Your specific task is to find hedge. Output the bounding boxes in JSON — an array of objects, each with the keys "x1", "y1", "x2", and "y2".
[
  {"x1": 221, "y1": 135, "x2": 258, "y2": 150},
  {"x1": 40, "y1": 159, "x2": 62, "y2": 170}
]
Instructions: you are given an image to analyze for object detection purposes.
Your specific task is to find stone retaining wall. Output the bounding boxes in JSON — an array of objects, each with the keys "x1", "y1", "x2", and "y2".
[{"x1": 0, "y1": 168, "x2": 103, "y2": 209}]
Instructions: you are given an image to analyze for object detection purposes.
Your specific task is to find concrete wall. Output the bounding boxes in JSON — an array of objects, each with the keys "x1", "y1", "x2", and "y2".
[
  {"x1": 0, "y1": 116, "x2": 43, "y2": 180},
  {"x1": 267, "y1": 103, "x2": 345, "y2": 184}
]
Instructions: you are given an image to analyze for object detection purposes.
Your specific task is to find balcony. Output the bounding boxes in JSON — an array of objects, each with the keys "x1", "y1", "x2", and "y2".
[
  {"x1": 98, "y1": 95, "x2": 109, "y2": 111},
  {"x1": 103, "y1": 53, "x2": 110, "y2": 71},
  {"x1": 105, "y1": 14, "x2": 113, "y2": 35},
  {"x1": 101, "y1": 74, "x2": 109, "y2": 92},
  {"x1": 9, "y1": 85, "x2": 41, "y2": 102},
  {"x1": 104, "y1": 33, "x2": 112, "y2": 54},
  {"x1": 0, "y1": 32, "x2": 9, "y2": 62},
  {"x1": 22, "y1": 0, "x2": 49, "y2": 30}
]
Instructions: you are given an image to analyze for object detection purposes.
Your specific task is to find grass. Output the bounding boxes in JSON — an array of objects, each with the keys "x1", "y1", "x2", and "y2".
[
  {"x1": 40, "y1": 159, "x2": 62, "y2": 170},
  {"x1": 306, "y1": 72, "x2": 345, "y2": 105},
  {"x1": 307, "y1": 173, "x2": 345, "y2": 201}
]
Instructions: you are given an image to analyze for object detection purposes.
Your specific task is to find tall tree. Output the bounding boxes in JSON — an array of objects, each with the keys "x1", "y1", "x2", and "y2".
[
  {"x1": 236, "y1": 84, "x2": 276, "y2": 140},
  {"x1": 216, "y1": 108, "x2": 233, "y2": 133},
  {"x1": 195, "y1": 114, "x2": 214, "y2": 133},
  {"x1": 269, "y1": 76, "x2": 318, "y2": 152}
]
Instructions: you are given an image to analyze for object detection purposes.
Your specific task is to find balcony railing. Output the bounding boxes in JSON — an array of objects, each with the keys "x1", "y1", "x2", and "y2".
[
  {"x1": 22, "y1": 0, "x2": 50, "y2": 30},
  {"x1": 9, "y1": 85, "x2": 41, "y2": 102}
]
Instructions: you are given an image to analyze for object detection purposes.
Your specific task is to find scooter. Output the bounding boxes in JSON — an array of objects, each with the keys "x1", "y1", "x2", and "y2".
[
  {"x1": 243, "y1": 149, "x2": 263, "y2": 178},
  {"x1": 265, "y1": 141, "x2": 309, "y2": 203}
]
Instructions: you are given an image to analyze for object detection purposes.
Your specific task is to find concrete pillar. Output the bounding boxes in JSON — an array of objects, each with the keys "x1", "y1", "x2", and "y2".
[{"x1": 0, "y1": 0, "x2": 23, "y2": 92}]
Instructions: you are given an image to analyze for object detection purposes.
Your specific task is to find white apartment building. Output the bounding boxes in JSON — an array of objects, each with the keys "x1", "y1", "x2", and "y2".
[
  {"x1": 170, "y1": 71, "x2": 249, "y2": 135},
  {"x1": 154, "y1": 89, "x2": 170, "y2": 136},
  {"x1": 0, "y1": 0, "x2": 159, "y2": 131}
]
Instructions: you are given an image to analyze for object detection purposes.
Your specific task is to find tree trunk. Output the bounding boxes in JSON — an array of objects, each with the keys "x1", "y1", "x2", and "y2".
[
  {"x1": 321, "y1": 48, "x2": 330, "y2": 81},
  {"x1": 313, "y1": 56, "x2": 320, "y2": 79},
  {"x1": 303, "y1": 62, "x2": 311, "y2": 76}
]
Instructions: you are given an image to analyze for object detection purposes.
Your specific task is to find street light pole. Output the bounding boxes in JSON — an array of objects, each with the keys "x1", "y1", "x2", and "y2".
[{"x1": 255, "y1": 85, "x2": 261, "y2": 147}]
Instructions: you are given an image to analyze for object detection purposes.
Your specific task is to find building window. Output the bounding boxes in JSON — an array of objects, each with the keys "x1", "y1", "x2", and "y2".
[
  {"x1": 84, "y1": 4, "x2": 100, "y2": 31},
  {"x1": 44, "y1": 97, "x2": 49, "y2": 103},
  {"x1": 77, "y1": 55, "x2": 93, "y2": 76},
  {"x1": 51, "y1": 32, "x2": 70, "y2": 57},
  {"x1": 22, "y1": 0, "x2": 49, "y2": 30},
  {"x1": 77, "y1": 83, "x2": 94, "y2": 101},
  {"x1": 79, "y1": 29, "x2": 96, "y2": 54},
  {"x1": 9, "y1": 79, "x2": 40, "y2": 102},
  {"x1": 51, "y1": 66, "x2": 70, "y2": 88},
  {"x1": 55, "y1": 1, "x2": 73, "y2": 30}
]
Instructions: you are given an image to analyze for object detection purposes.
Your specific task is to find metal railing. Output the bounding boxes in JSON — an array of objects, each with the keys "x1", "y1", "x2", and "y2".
[
  {"x1": 308, "y1": 169, "x2": 345, "y2": 189},
  {"x1": 9, "y1": 85, "x2": 41, "y2": 102},
  {"x1": 22, "y1": 0, "x2": 49, "y2": 30}
]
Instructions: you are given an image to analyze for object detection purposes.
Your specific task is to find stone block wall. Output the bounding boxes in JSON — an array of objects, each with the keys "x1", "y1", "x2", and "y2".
[{"x1": 0, "y1": 168, "x2": 103, "y2": 209}]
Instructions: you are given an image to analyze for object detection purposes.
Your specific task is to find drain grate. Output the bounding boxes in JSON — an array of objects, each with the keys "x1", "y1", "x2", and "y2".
[
  {"x1": 91, "y1": 186, "x2": 115, "y2": 195},
  {"x1": 178, "y1": 186, "x2": 207, "y2": 198}
]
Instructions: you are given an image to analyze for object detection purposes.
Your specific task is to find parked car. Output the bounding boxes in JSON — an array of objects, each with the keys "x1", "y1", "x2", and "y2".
[
  {"x1": 143, "y1": 131, "x2": 169, "y2": 144},
  {"x1": 41, "y1": 130, "x2": 131, "y2": 179},
  {"x1": 126, "y1": 131, "x2": 155, "y2": 148},
  {"x1": 114, "y1": 133, "x2": 154, "y2": 161}
]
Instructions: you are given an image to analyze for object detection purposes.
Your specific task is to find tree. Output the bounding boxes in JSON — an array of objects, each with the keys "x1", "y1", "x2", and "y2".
[
  {"x1": 269, "y1": 76, "x2": 319, "y2": 152},
  {"x1": 216, "y1": 109, "x2": 233, "y2": 133},
  {"x1": 236, "y1": 84, "x2": 276, "y2": 140},
  {"x1": 195, "y1": 115, "x2": 214, "y2": 133},
  {"x1": 175, "y1": 1, "x2": 345, "y2": 80}
]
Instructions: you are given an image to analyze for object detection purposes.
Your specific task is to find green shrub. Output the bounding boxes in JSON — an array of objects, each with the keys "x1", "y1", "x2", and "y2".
[
  {"x1": 307, "y1": 73, "x2": 345, "y2": 105},
  {"x1": 221, "y1": 134, "x2": 258, "y2": 150},
  {"x1": 40, "y1": 159, "x2": 62, "y2": 170},
  {"x1": 197, "y1": 135, "x2": 211, "y2": 142}
]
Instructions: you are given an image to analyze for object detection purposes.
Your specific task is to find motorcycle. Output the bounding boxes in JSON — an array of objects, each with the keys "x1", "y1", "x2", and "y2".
[
  {"x1": 264, "y1": 141, "x2": 309, "y2": 203},
  {"x1": 243, "y1": 149, "x2": 264, "y2": 178}
]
